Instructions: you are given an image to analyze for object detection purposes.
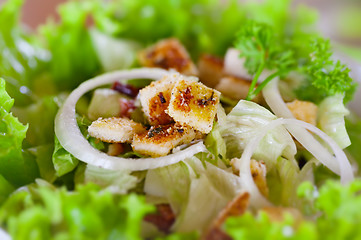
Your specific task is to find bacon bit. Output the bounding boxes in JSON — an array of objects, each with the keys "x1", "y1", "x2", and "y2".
[
  {"x1": 203, "y1": 192, "x2": 250, "y2": 240},
  {"x1": 119, "y1": 99, "x2": 136, "y2": 118},
  {"x1": 112, "y1": 82, "x2": 139, "y2": 98},
  {"x1": 144, "y1": 204, "x2": 175, "y2": 233}
]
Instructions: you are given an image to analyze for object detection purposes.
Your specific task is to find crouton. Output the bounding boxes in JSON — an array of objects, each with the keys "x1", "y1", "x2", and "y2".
[
  {"x1": 286, "y1": 100, "x2": 318, "y2": 125},
  {"x1": 88, "y1": 117, "x2": 145, "y2": 143},
  {"x1": 250, "y1": 160, "x2": 268, "y2": 197},
  {"x1": 132, "y1": 123, "x2": 196, "y2": 157},
  {"x1": 197, "y1": 54, "x2": 224, "y2": 88},
  {"x1": 215, "y1": 76, "x2": 262, "y2": 102},
  {"x1": 138, "y1": 74, "x2": 178, "y2": 125},
  {"x1": 167, "y1": 78, "x2": 220, "y2": 134},
  {"x1": 231, "y1": 159, "x2": 268, "y2": 198},
  {"x1": 138, "y1": 38, "x2": 198, "y2": 76}
]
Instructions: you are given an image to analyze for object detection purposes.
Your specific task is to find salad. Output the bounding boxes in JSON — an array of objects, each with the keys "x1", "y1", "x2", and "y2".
[{"x1": 1, "y1": 0, "x2": 361, "y2": 239}]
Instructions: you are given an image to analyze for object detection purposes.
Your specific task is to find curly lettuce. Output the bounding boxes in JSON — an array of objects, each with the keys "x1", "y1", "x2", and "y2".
[
  {"x1": 215, "y1": 100, "x2": 297, "y2": 170},
  {"x1": 0, "y1": 181, "x2": 154, "y2": 240},
  {"x1": 0, "y1": 79, "x2": 39, "y2": 187}
]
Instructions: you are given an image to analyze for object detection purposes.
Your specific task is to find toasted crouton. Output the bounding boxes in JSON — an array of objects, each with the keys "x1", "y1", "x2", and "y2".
[
  {"x1": 139, "y1": 73, "x2": 182, "y2": 125},
  {"x1": 231, "y1": 159, "x2": 268, "y2": 197},
  {"x1": 138, "y1": 38, "x2": 198, "y2": 76},
  {"x1": 286, "y1": 100, "x2": 318, "y2": 125},
  {"x1": 88, "y1": 117, "x2": 145, "y2": 143},
  {"x1": 132, "y1": 124, "x2": 196, "y2": 157},
  {"x1": 250, "y1": 160, "x2": 268, "y2": 197},
  {"x1": 197, "y1": 54, "x2": 224, "y2": 88},
  {"x1": 215, "y1": 76, "x2": 262, "y2": 102},
  {"x1": 167, "y1": 78, "x2": 220, "y2": 134}
]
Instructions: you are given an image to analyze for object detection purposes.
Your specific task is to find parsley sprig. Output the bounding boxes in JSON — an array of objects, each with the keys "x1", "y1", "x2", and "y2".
[
  {"x1": 234, "y1": 21, "x2": 357, "y2": 103},
  {"x1": 234, "y1": 21, "x2": 294, "y2": 100},
  {"x1": 303, "y1": 38, "x2": 357, "y2": 103}
]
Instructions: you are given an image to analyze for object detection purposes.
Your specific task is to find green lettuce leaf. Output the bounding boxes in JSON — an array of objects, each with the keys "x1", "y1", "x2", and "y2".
[
  {"x1": 90, "y1": 0, "x2": 245, "y2": 58},
  {"x1": 90, "y1": 29, "x2": 140, "y2": 71},
  {"x1": 11, "y1": 96, "x2": 59, "y2": 147},
  {"x1": 40, "y1": 1, "x2": 101, "y2": 91},
  {"x1": 267, "y1": 157, "x2": 314, "y2": 206},
  {"x1": 0, "y1": 79, "x2": 39, "y2": 187},
  {"x1": 83, "y1": 164, "x2": 138, "y2": 194},
  {"x1": 0, "y1": 174, "x2": 15, "y2": 206},
  {"x1": 215, "y1": 100, "x2": 297, "y2": 171},
  {"x1": 224, "y1": 179, "x2": 361, "y2": 239},
  {"x1": 297, "y1": 180, "x2": 361, "y2": 239},
  {"x1": 317, "y1": 94, "x2": 351, "y2": 149},
  {"x1": 27, "y1": 144, "x2": 56, "y2": 183},
  {"x1": 345, "y1": 113, "x2": 361, "y2": 174},
  {"x1": 145, "y1": 156, "x2": 242, "y2": 233},
  {"x1": 0, "y1": 181, "x2": 154, "y2": 240},
  {"x1": 0, "y1": 0, "x2": 50, "y2": 106},
  {"x1": 224, "y1": 211, "x2": 317, "y2": 240},
  {"x1": 52, "y1": 137, "x2": 79, "y2": 177}
]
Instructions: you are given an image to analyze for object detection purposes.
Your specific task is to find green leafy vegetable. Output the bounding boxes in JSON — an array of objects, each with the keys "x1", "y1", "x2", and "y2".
[
  {"x1": 0, "y1": 174, "x2": 15, "y2": 206},
  {"x1": 52, "y1": 137, "x2": 79, "y2": 177},
  {"x1": 0, "y1": 79, "x2": 39, "y2": 187},
  {"x1": 90, "y1": 0, "x2": 245, "y2": 58},
  {"x1": 40, "y1": 1, "x2": 101, "y2": 90},
  {"x1": 345, "y1": 114, "x2": 361, "y2": 174},
  {"x1": 215, "y1": 100, "x2": 296, "y2": 170},
  {"x1": 234, "y1": 20, "x2": 294, "y2": 100},
  {"x1": 11, "y1": 96, "x2": 59, "y2": 147},
  {"x1": 224, "y1": 179, "x2": 361, "y2": 240},
  {"x1": 0, "y1": 181, "x2": 155, "y2": 240},
  {"x1": 83, "y1": 165, "x2": 138, "y2": 194},
  {"x1": 0, "y1": 0, "x2": 49, "y2": 106},
  {"x1": 224, "y1": 211, "x2": 316, "y2": 240},
  {"x1": 298, "y1": 180, "x2": 361, "y2": 239},
  {"x1": 317, "y1": 94, "x2": 351, "y2": 149}
]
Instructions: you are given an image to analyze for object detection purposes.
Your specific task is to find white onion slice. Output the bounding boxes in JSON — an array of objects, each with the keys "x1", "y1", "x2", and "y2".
[
  {"x1": 55, "y1": 68, "x2": 207, "y2": 171},
  {"x1": 235, "y1": 117, "x2": 276, "y2": 208},
  {"x1": 236, "y1": 115, "x2": 353, "y2": 209},
  {"x1": 281, "y1": 118, "x2": 353, "y2": 184},
  {"x1": 262, "y1": 78, "x2": 341, "y2": 175}
]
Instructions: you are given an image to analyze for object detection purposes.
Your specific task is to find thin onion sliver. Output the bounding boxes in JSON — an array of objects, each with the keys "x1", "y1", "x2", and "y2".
[{"x1": 262, "y1": 79, "x2": 341, "y2": 174}]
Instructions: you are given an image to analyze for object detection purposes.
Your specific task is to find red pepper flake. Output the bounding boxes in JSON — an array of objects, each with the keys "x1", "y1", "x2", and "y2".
[{"x1": 112, "y1": 82, "x2": 139, "y2": 98}]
